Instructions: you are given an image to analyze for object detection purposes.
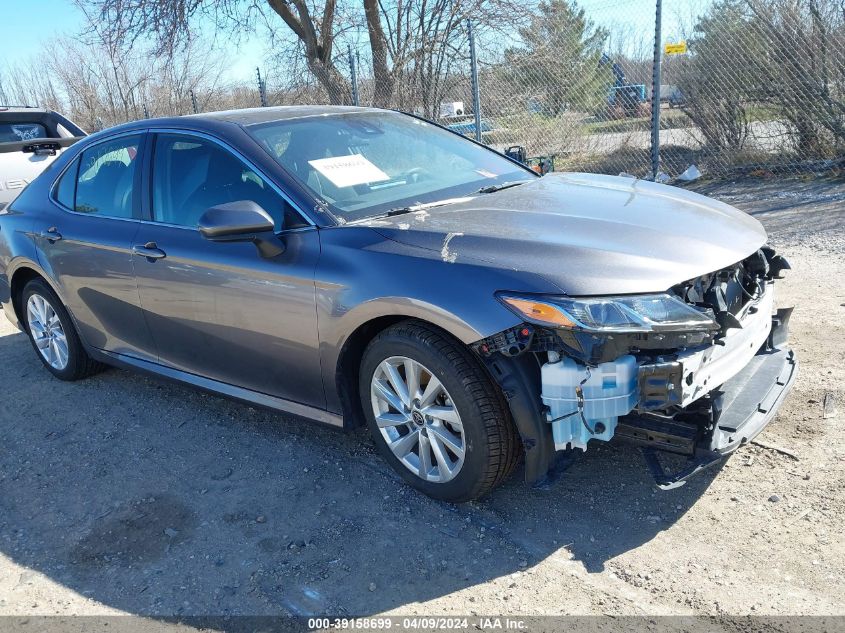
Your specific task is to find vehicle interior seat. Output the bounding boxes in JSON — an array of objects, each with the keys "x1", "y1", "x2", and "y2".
[
  {"x1": 180, "y1": 147, "x2": 248, "y2": 227},
  {"x1": 280, "y1": 129, "x2": 358, "y2": 205},
  {"x1": 77, "y1": 160, "x2": 129, "y2": 215},
  {"x1": 111, "y1": 160, "x2": 135, "y2": 217},
  {"x1": 156, "y1": 144, "x2": 210, "y2": 224}
]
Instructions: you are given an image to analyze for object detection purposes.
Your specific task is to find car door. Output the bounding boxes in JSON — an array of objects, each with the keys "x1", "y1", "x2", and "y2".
[
  {"x1": 132, "y1": 130, "x2": 325, "y2": 408},
  {"x1": 35, "y1": 131, "x2": 157, "y2": 360}
]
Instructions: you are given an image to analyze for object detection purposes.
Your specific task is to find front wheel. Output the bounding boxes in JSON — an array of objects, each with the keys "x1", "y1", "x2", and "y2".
[{"x1": 359, "y1": 321, "x2": 521, "y2": 501}]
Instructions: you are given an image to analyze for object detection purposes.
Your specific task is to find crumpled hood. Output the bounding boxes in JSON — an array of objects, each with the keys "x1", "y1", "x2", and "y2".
[{"x1": 355, "y1": 172, "x2": 767, "y2": 295}]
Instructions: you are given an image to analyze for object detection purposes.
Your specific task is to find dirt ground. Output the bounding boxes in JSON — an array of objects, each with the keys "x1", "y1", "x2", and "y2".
[{"x1": 0, "y1": 176, "x2": 843, "y2": 620}]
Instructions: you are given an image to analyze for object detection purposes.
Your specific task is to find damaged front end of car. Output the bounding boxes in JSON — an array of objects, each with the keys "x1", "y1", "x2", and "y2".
[{"x1": 474, "y1": 246, "x2": 798, "y2": 489}]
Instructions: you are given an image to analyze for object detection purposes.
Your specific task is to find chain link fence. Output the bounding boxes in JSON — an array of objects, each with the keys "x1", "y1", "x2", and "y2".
[
  {"x1": 8, "y1": 0, "x2": 841, "y2": 181},
  {"x1": 334, "y1": 0, "x2": 845, "y2": 180}
]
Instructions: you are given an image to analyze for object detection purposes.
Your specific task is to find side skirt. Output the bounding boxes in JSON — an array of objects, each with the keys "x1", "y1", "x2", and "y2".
[{"x1": 90, "y1": 348, "x2": 344, "y2": 428}]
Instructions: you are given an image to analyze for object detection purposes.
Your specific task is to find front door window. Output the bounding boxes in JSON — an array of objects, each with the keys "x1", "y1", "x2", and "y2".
[{"x1": 151, "y1": 134, "x2": 306, "y2": 231}]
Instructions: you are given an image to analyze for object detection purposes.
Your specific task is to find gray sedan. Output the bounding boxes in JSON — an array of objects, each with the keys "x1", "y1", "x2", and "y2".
[{"x1": 0, "y1": 106, "x2": 796, "y2": 500}]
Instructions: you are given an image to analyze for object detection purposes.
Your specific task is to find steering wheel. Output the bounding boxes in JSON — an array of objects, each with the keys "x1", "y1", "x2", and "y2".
[{"x1": 403, "y1": 167, "x2": 435, "y2": 184}]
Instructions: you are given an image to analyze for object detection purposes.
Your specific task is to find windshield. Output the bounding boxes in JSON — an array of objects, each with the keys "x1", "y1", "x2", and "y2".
[{"x1": 247, "y1": 111, "x2": 533, "y2": 222}]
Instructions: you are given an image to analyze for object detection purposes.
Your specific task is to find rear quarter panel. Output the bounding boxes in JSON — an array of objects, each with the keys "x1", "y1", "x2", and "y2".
[
  {"x1": 0, "y1": 207, "x2": 38, "y2": 328},
  {"x1": 0, "y1": 147, "x2": 77, "y2": 328}
]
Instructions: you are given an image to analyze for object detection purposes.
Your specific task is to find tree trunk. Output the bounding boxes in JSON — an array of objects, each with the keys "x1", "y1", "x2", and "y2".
[
  {"x1": 363, "y1": 0, "x2": 395, "y2": 107},
  {"x1": 307, "y1": 57, "x2": 353, "y2": 105},
  {"x1": 267, "y1": 0, "x2": 352, "y2": 105}
]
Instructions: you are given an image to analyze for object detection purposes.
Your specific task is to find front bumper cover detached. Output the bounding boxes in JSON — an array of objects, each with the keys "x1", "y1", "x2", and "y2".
[
  {"x1": 618, "y1": 305, "x2": 797, "y2": 488},
  {"x1": 637, "y1": 341, "x2": 797, "y2": 489},
  {"x1": 711, "y1": 345, "x2": 797, "y2": 455}
]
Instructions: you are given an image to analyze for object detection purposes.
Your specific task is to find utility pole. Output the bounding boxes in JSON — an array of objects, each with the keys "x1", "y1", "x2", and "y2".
[
  {"x1": 467, "y1": 20, "x2": 483, "y2": 143},
  {"x1": 650, "y1": 0, "x2": 663, "y2": 179},
  {"x1": 256, "y1": 67, "x2": 268, "y2": 107}
]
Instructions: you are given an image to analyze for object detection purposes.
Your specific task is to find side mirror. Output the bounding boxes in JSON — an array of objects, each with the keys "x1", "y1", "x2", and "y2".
[{"x1": 198, "y1": 200, "x2": 284, "y2": 257}]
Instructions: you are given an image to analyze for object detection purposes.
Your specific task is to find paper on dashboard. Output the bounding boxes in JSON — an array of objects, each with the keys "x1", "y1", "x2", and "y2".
[{"x1": 308, "y1": 154, "x2": 390, "y2": 187}]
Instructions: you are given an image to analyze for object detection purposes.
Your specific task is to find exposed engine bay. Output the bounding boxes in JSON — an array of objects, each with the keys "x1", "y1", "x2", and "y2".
[{"x1": 475, "y1": 246, "x2": 798, "y2": 489}]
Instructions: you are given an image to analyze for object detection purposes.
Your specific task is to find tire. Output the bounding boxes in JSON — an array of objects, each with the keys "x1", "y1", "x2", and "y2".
[
  {"x1": 359, "y1": 320, "x2": 521, "y2": 502},
  {"x1": 21, "y1": 278, "x2": 105, "y2": 381}
]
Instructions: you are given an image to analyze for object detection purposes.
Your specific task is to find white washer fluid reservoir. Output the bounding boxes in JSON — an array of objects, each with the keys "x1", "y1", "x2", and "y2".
[{"x1": 541, "y1": 354, "x2": 638, "y2": 451}]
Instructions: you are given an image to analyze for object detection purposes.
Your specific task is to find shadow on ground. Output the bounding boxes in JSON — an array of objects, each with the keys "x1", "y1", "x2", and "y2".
[{"x1": 0, "y1": 328, "x2": 718, "y2": 616}]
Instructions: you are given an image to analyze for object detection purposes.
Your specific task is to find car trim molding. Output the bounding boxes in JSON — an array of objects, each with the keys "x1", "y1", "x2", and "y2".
[{"x1": 92, "y1": 347, "x2": 344, "y2": 427}]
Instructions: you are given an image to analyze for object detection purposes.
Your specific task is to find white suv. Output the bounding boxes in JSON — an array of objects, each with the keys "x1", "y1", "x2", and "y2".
[{"x1": 0, "y1": 106, "x2": 85, "y2": 210}]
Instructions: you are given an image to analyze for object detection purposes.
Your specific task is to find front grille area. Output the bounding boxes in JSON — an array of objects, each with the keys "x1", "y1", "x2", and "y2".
[{"x1": 672, "y1": 248, "x2": 780, "y2": 332}]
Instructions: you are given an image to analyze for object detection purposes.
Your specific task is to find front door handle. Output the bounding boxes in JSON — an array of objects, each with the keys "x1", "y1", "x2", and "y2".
[
  {"x1": 39, "y1": 227, "x2": 62, "y2": 243},
  {"x1": 132, "y1": 242, "x2": 167, "y2": 260}
]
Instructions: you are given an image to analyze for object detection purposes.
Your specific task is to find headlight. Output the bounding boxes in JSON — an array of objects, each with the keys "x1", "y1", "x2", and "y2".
[{"x1": 499, "y1": 293, "x2": 718, "y2": 333}]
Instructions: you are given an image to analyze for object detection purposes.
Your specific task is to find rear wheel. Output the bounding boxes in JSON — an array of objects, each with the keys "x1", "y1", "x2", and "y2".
[
  {"x1": 359, "y1": 321, "x2": 520, "y2": 502},
  {"x1": 22, "y1": 279, "x2": 104, "y2": 380}
]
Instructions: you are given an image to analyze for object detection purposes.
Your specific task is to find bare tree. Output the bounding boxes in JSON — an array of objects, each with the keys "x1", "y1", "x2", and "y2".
[
  {"x1": 72, "y1": 0, "x2": 368, "y2": 104},
  {"x1": 745, "y1": 0, "x2": 845, "y2": 156},
  {"x1": 677, "y1": 0, "x2": 844, "y2": 161},
  {"x1": 74, "y1": 0, "x2": 526, "y2": 110},
  {"x1": 677, "y1": 0, "x2": 757, "y2": 152},
  {"x1": 1, "y1": 31, "x2": 239, "y2": 130}
]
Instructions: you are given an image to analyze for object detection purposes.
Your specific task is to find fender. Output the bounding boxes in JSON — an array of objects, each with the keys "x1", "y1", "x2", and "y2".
[
  {"x1": 314, "y1": 224, "x2": 556, "y2": 419},
  {"x1": 333, "y1": 295, "x2": 488, "y2": 347},
  {"x1": 4, "y1": 256, "x2": 75, "y2": 331},
  {"x1": 321, "y1": 295, "x2": 556, "y2": 482},
  {"x1": 319, "y1": 294, "x2": 523, "y2": 416}
]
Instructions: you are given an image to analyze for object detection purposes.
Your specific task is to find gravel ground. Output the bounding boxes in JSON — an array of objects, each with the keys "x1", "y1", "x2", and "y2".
[{"x1": 0, "y1": 176, "x2": 843, "y2": 620}]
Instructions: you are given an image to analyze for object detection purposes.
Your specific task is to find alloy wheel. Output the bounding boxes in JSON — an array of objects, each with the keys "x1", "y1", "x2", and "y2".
[
  {"x1": 370, "y1": 356, "x2": 466, "y2": 483},
  {"x1": 26, "y1": 293, "x2": 69, "y2": 371}
]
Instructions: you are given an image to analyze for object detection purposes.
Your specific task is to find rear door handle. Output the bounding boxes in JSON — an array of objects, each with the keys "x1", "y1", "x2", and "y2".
[
  {"x1": 39, "y1": 227, "x2": 62, "y2": 243},
  {"x1": 132, "y1": 242, "x2": 167, "y2": 260}
]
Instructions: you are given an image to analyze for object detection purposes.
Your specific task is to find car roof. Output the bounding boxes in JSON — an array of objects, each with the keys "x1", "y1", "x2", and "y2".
[
  {"x1": 86, "y1": 105, "x2": 391, "y2": 140},
  {"x1": 184, "y1": 105, "x2": 386, "y2": 126}
]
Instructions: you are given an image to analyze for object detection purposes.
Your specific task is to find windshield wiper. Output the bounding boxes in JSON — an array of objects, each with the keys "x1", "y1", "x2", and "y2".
[
  {"x1": 378, "y1": 196, "x2": 476, "y2": 219},
  {"x1": 477, "y1": 180, "x2": 532, "y2": 194},
  {"x1": 364, "y1": 184, "x2": 527, "y2": 221}
]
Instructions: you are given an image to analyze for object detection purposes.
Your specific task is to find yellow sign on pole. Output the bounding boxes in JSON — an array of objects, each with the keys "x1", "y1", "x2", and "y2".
[{"x1": 664, "y1": 41, "x2": 688, "y2": 55}]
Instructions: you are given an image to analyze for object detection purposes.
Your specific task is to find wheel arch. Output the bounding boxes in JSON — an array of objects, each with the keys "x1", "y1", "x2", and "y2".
[
  {"x1": 324, "y1": 292, "x2": 520, "y2": 420},
  {"x1": 335, "y1": 314, "x2": 495, "y2": 430},
  {"x1": 9, "y1": 262, "x2": 62, "y2": 330}
]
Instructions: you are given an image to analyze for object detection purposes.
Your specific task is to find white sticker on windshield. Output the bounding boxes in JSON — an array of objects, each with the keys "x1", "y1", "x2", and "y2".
[{"x1": 308, "y1": 154, "x2": 390, "y2": 188}]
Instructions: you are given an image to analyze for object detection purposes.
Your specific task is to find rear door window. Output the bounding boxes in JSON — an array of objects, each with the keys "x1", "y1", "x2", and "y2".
[
  {"x1": 54, "y1": 158, "x2": 80, "y2": 209},
  {"x1": 74, "y1": 134, "x2": 142, "y2": 218}
]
